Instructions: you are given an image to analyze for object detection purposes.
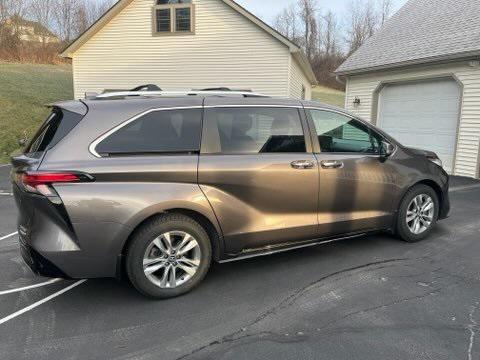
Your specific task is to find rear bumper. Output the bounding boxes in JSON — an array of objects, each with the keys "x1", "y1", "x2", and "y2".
[
  {"x1": 19, "y1": 234, "x2": 70, "y2": 278},
  {"x1": 13, "y1": 184, "x2": 129, "y2": 279}
]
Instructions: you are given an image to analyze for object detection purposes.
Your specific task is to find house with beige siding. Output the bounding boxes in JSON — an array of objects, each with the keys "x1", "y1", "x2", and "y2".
[
  {"x1": 61, "y1": 0, "x2": 316, "y2": 100},
  {"x1": 337, "y1": 0, "x2": 480, "y2": 178}
]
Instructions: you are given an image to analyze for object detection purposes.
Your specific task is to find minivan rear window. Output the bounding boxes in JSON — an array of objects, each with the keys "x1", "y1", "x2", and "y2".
[
  {"x1": 95, "y1": 108, "x2": 202, "y2": 156},
  {"x1": 26, "y1": 108, "x2": 83, "y2": 156}
]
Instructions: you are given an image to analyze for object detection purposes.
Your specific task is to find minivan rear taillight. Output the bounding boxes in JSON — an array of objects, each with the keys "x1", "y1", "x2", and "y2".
[{"x1": 18, "y1": 171, "x2": 94, "y2": 196}]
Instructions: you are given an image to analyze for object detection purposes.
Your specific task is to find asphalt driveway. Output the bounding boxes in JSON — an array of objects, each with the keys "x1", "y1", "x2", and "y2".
[{"x1": 0, "y1": 164, "x2": 479, "y2": 360}]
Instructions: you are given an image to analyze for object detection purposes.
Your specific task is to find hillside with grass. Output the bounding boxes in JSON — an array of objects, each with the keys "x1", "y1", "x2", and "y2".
[
  {"x1": 0, "y1": 62, "x2": 73, "y2": 162},
  {"x1": 312, "y1": 85, "x2": 345, "y2": 108}
]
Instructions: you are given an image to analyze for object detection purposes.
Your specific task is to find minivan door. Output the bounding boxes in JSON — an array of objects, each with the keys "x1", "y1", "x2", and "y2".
[
  {"x1": 199, "y1": 105, "x2": 319, "y2": 255},
  {"x1": 305, "y1": 108, "x2": 398, "y2": 237}
]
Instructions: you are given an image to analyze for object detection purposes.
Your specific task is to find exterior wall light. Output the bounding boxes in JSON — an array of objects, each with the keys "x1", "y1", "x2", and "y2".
[{"x1": 353, "y1": 97, "x2": 361, "y2": 106}]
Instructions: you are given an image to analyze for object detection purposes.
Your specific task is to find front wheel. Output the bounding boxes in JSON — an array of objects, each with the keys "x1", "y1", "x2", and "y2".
[
  {"x1": 126, "y1": 214, "x2": 212, "y2": 299},
  {"x1": 396, "y1": 185, "x2": 439, "y2": 242}
]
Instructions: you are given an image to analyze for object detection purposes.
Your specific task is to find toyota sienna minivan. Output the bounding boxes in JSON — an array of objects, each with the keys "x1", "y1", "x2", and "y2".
[{"x1": 11, "y1": 89, "x2": 450, "y2": 298}]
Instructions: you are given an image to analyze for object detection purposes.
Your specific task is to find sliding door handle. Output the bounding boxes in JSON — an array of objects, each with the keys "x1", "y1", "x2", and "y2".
[
  {"x1": 291, "y1": 160, "x2": 315, "y2": 169},
  {"x1": 321, "y1": 160, "x2": 344, "y2": 169}
]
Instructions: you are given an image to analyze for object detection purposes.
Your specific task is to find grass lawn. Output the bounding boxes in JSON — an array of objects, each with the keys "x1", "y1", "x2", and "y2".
[
  {"x1": 0, "y1": 62, "x2": 73, "y2": 163},
  {"x1": 311, "y1": 85, "x2": 345, "y2": 108}
]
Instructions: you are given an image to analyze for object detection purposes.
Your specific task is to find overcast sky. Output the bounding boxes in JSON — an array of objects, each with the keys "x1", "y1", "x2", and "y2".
[{"x1": 235, "y1": 0, "x2": 409, "y2": 24}]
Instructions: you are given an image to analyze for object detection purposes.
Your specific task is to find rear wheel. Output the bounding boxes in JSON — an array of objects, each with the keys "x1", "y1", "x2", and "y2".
[
  {"x1": 126, "y1": 214, "x2": 212, "y2": 298},
  {"x1": 396, "y1": 185, "x2": 439, "y2": 242}
]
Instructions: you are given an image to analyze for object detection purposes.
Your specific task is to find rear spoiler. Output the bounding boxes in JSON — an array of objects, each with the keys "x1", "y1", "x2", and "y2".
[{"x1": 44, "y1": 100, "x2": 88, "y2": 116}]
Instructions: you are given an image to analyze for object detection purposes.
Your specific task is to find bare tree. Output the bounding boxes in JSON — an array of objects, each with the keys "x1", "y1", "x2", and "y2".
[
  {"x1": 30, "y1": 0, "x2": 54, "y2": 44},
  {"x1": 378, "y1": 0, "x2": 393, "y2": 25},
  {"x1": 319, "y1": 10, "x2": 340, "y2": 56},
  {"x1": 345, "y1": 0, "x2": 378, "y2": 55},
  {"x1": 298, "y1": 0, "x2": 318, "y2": 61},
  {"x1": 52, "y1": 0, "x2": 80, "y2": 42},
  {"x1": 273, "y1": 4, "x2": 299, "y2": 42}
]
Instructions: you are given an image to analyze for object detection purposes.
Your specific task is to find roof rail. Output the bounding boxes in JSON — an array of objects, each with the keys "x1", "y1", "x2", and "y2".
[
  {"x1": 93, "y1": 90, "x2": 269, "y2": 100},
  {"x1": 194, "y1": 87, "x2": 254, "y2": 92}
]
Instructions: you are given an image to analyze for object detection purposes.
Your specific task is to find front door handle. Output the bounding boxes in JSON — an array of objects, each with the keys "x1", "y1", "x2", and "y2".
[
  {"x1": 321, "y1": 160, "x2": 344, "y2": 169},
  {"x1": 291, "y1": 160, "x2": 315, "y2": 169}
]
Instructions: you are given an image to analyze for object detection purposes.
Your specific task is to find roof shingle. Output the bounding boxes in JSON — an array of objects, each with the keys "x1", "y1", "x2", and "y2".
[{"x1": 336, "y1": 0, "x2": 480, "y2": 74}]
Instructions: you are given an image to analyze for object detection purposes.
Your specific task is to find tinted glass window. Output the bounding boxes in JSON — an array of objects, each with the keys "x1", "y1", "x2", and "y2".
[
  {"x1": 175, "y1": 8, "x2": 191, "y2": 31},
  {"x1": 96, "y1": 109, "x2": 202, "y2": 156},
  {"x1": 206, "y1": 107, "x2": 306, "y2": 154},
  {"x1": 26, "y1": 109, "x2": 83, "y2": 155},
  {"x1": 309, "y1": 110, "x2": 381, "y2": 154},
  {"x1": 156, "y1": 9, "x2": 171, "y2": 32}
]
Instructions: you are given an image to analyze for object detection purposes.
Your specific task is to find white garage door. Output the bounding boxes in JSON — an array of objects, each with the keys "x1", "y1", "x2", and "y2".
[{"x1": 378, "y1": 79, "x2": 461, "y2": 173}]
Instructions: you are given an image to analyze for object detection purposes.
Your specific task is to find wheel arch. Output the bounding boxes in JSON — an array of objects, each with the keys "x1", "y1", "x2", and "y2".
[
  {"x1": 117, "y1": 208, "x2": 224, "y2": 279},
  {"x1": 391, "y1": 178, "x2": 444, "y2": 231}
]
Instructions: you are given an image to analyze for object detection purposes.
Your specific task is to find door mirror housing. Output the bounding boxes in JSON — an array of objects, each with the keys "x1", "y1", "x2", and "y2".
[{"x1": 381, "y1": 141, "x2": 395, "y2": 157}]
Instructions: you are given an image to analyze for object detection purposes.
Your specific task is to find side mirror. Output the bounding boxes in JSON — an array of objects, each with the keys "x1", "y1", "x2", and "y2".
[{"x1": 381, "y1": 141, "x2": 395, "y2": 157}]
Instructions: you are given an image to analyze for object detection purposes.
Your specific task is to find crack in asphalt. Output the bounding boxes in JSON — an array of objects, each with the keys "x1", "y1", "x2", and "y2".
[
  {"x1": 467, "y1": 301, "x2": 479, "y2": 360},
  {"x1": 175, "y1": 257, "x2": 422, "y2": 360}
]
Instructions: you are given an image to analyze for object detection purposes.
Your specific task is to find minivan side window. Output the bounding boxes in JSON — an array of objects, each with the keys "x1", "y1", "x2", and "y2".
[
  {"x1": 96, "y1": 108, "x2": 202, "y2": 156},
  {"x1": 308, "y1": 109, "x2": 381, "y2": 154},
  {"x1": 204, "y1": 107, "x2": 306, "y2": 154}
]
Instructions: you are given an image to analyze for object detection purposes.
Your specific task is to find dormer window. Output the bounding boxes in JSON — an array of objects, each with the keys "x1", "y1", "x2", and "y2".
[{"x1": 153, "y1": 0, "x2": 195, "y2": 35}]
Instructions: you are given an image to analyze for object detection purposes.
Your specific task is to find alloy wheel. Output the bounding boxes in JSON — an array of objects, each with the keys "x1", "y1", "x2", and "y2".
[
  {"x1": 406, "y1": 194, "x2": 435, "y2": 235},
  {"x1": 143, "y1": 231, "x2": 201, "y2": 288}
]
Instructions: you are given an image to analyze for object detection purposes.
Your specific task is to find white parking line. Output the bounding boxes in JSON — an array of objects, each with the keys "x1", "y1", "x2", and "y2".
[
  {"x1": 0, "y1": 232, "x2": 18, "y2": 241},
  {"x1": 0, "y1": 193, "x2": 13, "y2": 196},
  {"x1": 0, "y1": 279, "x2": 87, "y2": 325},
  {"x1": 0, "y1": 164, "x2": 11, "y2": 168},
  {"x1": 0, "y1": 278, "x2": 63, "y2": 296}
]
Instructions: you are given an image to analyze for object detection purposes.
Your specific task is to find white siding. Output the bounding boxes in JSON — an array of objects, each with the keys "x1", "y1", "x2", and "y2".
[
  {"x1": 289, "y1": 56, "x2": 312, "y2": 100},
  {"x1": 72, "y1": 0, "x2": 290, "y2": 98},
  {"x1": 345, "y1": 61, "x2": 480, "y2": 178}
]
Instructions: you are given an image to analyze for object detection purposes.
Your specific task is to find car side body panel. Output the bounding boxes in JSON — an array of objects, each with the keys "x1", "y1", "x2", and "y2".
[{"x1": 11, "y1": 96, "x2": 450, "y2": 281}]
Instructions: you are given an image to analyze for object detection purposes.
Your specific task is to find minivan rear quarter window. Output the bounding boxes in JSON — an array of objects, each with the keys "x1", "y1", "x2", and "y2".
[
  {"x1": 204, "y1": 107, "x2": 306, "y2": 154},
  {"x1": 26, "y1": 108, "x2": 84, "y2": 157},
  {"x1": 96, "y1": 108, "x2": 202, "y2": 156}
]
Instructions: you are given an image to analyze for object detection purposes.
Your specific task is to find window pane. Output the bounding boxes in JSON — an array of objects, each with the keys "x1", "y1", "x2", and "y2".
[
  {"x1": 26, "y1": 110, "x2": 83, "y2": 154},
  {"x1": 309, "y1": 110, "x2": 380, "y2": 154},
  {"x1": 157, "y1": 0, "x2": 191, "y2": 4},
  {"x1": 96, "y1": 109, "x2": 202, "y2": 155},
  {"x1": 175, "y1": 8, "x2": 191, "y2": 32},
  {"x1": 156, "y1": 9, "x2": 170, "y2": 32},
  {"x1": 206, "y1": 108, "x2": 306, "y2": 154}
]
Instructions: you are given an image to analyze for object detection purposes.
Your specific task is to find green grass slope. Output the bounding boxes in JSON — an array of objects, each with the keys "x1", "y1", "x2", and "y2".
[
  {"x1": 311, "y1": 85, "x2": 345, "y2": 108},
  {"x1": 0, "y1": 62, "x2": 73, "y2": 163}
]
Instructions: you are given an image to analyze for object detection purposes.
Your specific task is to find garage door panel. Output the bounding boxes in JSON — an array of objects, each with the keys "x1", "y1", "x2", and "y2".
[{"x1": 378, "y1": 79, "x2": 460, "y2": 173}]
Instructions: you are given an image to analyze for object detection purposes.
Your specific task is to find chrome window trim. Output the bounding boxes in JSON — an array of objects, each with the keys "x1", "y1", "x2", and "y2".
[
  {"x1": 89, "y1": 105, "x2": 304, "y2": 158},
  {"x1": 203, "y1": 105, "x2": 303, "y2": 108},
  {"x1": 89, "y1": 106, "x2": 203, "y2": 158}
]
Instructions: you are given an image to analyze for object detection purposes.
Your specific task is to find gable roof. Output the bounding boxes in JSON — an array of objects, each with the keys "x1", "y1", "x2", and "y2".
[
  {"x1": 336, "y1": 0, "x2": 480, "y2": 75},
  {"x1": 60, "y1": 0, "x2": 317, "y2": 84}
]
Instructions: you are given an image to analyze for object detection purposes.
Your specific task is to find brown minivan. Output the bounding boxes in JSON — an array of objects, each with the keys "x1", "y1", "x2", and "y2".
[{"x1": 11, "y1": 90, "x2": 450, "y2": 298}]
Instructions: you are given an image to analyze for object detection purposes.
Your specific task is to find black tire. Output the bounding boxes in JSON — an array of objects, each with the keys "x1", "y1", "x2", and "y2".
[
  {"x1": 396, "y1": 184, "x2": 439, "y2": 243},
  {"x1": 126, "y1": 213, "x2": 212, "y2": 299}
]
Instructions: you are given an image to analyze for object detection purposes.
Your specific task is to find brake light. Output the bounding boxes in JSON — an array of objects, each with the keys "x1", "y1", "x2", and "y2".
[{"x1": 19, "y1": 171, "x2": 93, "y2": 196}]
